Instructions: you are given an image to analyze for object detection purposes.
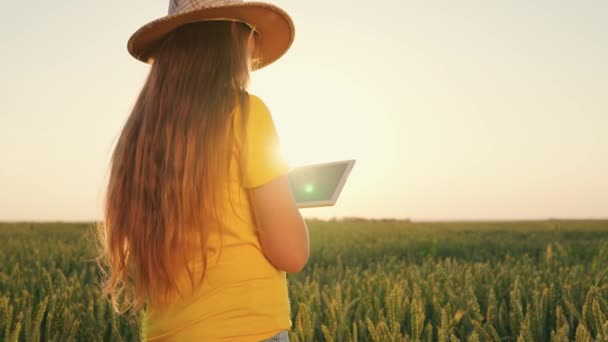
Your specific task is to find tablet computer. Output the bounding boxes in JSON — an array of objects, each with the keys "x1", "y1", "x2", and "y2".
[{"x1": 288, "y1": 160, "x2": 356, "y2": 208}]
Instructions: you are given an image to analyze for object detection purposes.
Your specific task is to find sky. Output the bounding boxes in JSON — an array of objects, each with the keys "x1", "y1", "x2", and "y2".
[{"x1": 1, "y1": 0, "x2": 607, "y2": 221}]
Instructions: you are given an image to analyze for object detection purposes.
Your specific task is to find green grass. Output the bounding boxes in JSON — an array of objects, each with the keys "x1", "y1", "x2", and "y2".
[{"x1": 1, "y1": 220, "x2": 608, "y2": 341}]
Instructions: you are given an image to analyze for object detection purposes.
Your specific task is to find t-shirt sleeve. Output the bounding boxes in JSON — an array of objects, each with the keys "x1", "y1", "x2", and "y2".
[{"x1": 240, "y1": 95, "x2": 290, "y2": 188}]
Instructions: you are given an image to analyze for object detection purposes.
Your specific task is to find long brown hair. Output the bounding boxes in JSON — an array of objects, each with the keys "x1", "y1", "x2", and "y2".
[{"x1": 96, "y1": 21, "x2": 259, "y2": 314}]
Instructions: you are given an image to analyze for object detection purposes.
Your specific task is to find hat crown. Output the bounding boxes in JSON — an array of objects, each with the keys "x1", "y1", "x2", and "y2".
[{"x1": 168, "y1": 0, "x2": 244, "y2": 15}]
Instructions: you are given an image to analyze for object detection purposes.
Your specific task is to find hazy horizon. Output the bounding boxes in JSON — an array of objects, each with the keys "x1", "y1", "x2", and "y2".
[
  {"x1": 1, "y1": 0, "x2": 606, "y2": 221},
  {"x1": 2, "y1": 217, "x2": 607, "y2": 224}
]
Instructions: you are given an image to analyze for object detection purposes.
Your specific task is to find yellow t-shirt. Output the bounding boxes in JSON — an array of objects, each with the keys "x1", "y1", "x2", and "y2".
[{"x1": 142, "y1": 94, "x2": 292, "y2": 341}]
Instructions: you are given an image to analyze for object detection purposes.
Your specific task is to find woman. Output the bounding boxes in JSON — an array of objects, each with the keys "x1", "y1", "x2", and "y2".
[{"x1": 96, "y1": 0, "x2": 309, "y2": 341}]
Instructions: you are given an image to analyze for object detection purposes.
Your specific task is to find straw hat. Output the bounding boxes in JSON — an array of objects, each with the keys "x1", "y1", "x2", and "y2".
[{"x1": 127, "y1": 0, "x2": 295, "y2": 70}]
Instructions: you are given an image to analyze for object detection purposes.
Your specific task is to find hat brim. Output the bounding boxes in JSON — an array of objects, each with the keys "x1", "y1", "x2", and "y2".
[{"x1": 127, "y1": 2, "x2": 294, "y2": 70}]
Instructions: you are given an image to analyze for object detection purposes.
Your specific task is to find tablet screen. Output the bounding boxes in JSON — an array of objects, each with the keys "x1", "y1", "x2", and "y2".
[{"x1": 288, "y1": 160, "x2": 355, "y2": 208}]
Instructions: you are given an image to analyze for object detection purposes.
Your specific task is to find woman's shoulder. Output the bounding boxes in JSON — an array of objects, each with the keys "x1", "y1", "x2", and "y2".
[
  {"x1": 233, "y1": 93, "x2": 272, "y2": 143},
  {"x1": 247, "y1": 93, "x2": 271, "y2": 115}
]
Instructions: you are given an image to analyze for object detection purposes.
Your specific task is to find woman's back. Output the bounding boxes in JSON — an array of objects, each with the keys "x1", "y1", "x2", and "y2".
[
  {"x1": 142, "y1": 94, "x2": 293, "y2": 341},
  {"x1": 98, "y1": 3, "x2": 306, "y2": 341}
]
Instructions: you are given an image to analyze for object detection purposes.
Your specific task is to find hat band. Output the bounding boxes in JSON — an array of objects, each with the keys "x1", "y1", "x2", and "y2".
[{"x1": 182, "y1": 18, "x2": 259, "y2": 36}]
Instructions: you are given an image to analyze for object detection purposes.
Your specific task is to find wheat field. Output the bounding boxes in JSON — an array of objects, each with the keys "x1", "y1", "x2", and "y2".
[{"x1": 1, "y1": 220, "x2": 608, "y2": 341}]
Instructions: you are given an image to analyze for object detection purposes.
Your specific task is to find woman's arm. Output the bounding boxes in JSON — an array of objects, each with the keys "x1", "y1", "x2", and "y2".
[{"x1": 249, "y1": 175, "x2": 309, "y2": 274}]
